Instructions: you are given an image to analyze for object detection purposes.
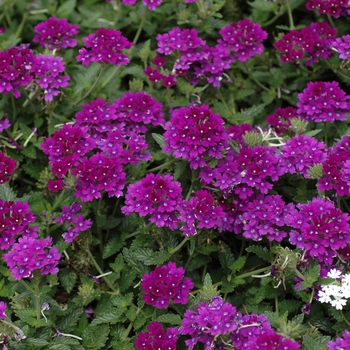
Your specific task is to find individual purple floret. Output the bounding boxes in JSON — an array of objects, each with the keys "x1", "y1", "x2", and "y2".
[
  {"x1": 279, "y1": 135, "x2": 327, "y2": 178},
  {"x1": 0, "y1": 152, "x2": 16, "y2": 185},
  {"x1": 134, "y1": 321, "x2": 178, "y2": 350},
  {"x1": 0, "y1": 44, "x2": 35, "y2": 98},
  {"x1": 163, "y1": 104, "x2": 228, "y2": 169},
  {"x1": 32, "y1": 54, "x2": 70, "y2": 101},
  {"x1": 306, "y1": 0, "x2": 349, "y2": 17},
  {"x1": 327, "y1": 330, "x2": 350, "y2": 349},
  {"x1": 218, "y1": 19, "x2": 268, "y2": 62},
  {"x1": 285, "y1": 197, "x2": 350, "y2": 266},
  {"x1": 33, "y1": 17, "x2": 79, "y2": 50},
  {"x1": 296, "y1": 81, "x2": 350, "y2": 123},
  {"x1": 121, "y1": 173, "x2": 183, "y2": 230},
  {"x1": 274, "y1": 22, "x2": 336, "y2": 65},
  {"x1": 141, "y1": 261, "x2": 193, "y2": 308},
  {"x1": 0, "y1": 302, "x2": 7, "y2": 319},
  {"x1": 266, "y1": 107, "x2": 297, "y2": 135},
  {"x1": 3, "y1": 234, "x2": 61, "y2": 280},
  {"x1": 55, "y1": 203, "x2": 92, "y2": 243},
  {"x1": 76, "y1": 28, "x2": 133, "y2": 66},
  {"x1": 0, "y1": 114, "x2": 10, "y2": 133},
  {"x1": 0, "y1": 200, "x2": 38, "y2": 251},
  {"x1": 246, "y1": 329, "x2": 301, "y2": 349},
  {"x1": 178, "y1": 190, "x2": 227, "y2": 236},
  {"x1": 332, "y1": 35, "x2": 350, "y2": 59}
]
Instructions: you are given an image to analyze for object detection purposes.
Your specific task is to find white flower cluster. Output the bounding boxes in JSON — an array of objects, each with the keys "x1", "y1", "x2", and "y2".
[{"x1": 318, "y1": 269, "x2": 350, "y2": 310}]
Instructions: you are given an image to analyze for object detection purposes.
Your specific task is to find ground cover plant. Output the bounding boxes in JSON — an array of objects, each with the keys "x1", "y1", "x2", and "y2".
[{"x1": 2, "y1": 0, "x2": 350, "y2": 349}]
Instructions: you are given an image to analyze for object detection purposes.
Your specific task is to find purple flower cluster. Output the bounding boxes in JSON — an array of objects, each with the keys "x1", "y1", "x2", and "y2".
[
  {"x1": 274, "y1": 22, "x2": 336, "y2": 65},
  {"x1": 163, "y1": 104, "x2": 228, "y2": 169},
  {"x1": 121, "y1": 173, "x2": 183, "y2": 230},
  {"x1": 246, "y1": 330, "x2": 301, "y2": 350},
  {"x1": 318, "y1": 136, "x2": 350, "y2": 196},
  {"x1": 0, "y1": 302, "x2": 7, "y2": 319},
  {"x1": 266, "y1": 107, "x2": 297, "y2": 135},
  {"x1": 0, "y1": 200, "x2": 38, "y2": 251},
  {"x1": 141, "y1": 261, "x2": 193, "y2": 308},
  {"x1": 327, "y1": 330, "x2": 350, "y2": 349},
  {"x1": 178, "y1": 190, "x2": 227, "y2": 236},
  {"x1": 33, "y1": 17, "x2": 79, "y2": 50},
  {"x1": 76, "y1": 28, "x2": 133, "y2": 66},
  {"x1": 134, "y1": 321, "x2": 178, "y2": 350},
  {"x1": 306, "y1": 0, "x2": 349, "y2": 17},
  {"x1": 285, "y1": 197, "x2": 350, "y2": 266},
  {"x1": 296, "y1": 81, "x2": 350, "y2": 123},
  {"x1": 0, "y1": 152, "x2": 16, "y2": 185},
  {"x1": 55, "y1": 203, "x2": 92, "y2": 243},
  {"x1": 3, "y1": 234, "x2": 61, "y2": 280},
  {"x1": 332, "y1": 35, "x2": 350, "y2": 59},
  {"x1": 108, "y1": 0, "x2": 196, "y2": 10},
  {"x1": 279, "y1": 135, "x2": 327, "y2": 178}
]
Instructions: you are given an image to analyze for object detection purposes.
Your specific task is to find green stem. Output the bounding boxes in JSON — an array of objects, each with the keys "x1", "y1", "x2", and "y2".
[
  {"x1": 86, "y1": 250, "x2": 119, "y2": 294},
  {"x1": 285, "y1": 0, "x2": 295, "y2": 30},
  {"x1": 235, "y1": 266, "x2": 270, "y2": 279},
  {"x1": 185, "y1": 170, "x2": 196, "y2": 200},
  {"x1": 169, "y1": 237, "x2": 189, "y2": 255},
  {"x1": 74, "y1": 64, "x2": 105, "y2": 106},
  {"x1": 14, "y1": 12, "x2": 28, "y2": 40},
  {"x1": 323, "y1": 122, "x2": 328, "y2": 147},
  {"x1": 327, "y1": 14, "x2": 336, "y2": 28},
  {"x1": 262, "y1": 12, "x2": 283, "y2": 28},
  {"x1": 19, "y1": 280, "x2": 35, "y2": 294},
  {"x1": 146, "y1": 159, "x2": 176, "y2": 173},
  {"x1": 341, "y1": 311, "x2": 350, "y2": 327},
  {"x1": 51, "y1": 189, "x2": 67, "y2": 212},
  {"x1": 244, "y1": 63, "x2": 273, "y2": 93},
  {"x1": 122, "y1": 307, "x2": 141, "y2": 340},
  {"x1": 10, "y1": 94, "x2": 17, "y2": 123},
  {"x1": 275, "y1": 295, "x2": 279, "y2": 315}
]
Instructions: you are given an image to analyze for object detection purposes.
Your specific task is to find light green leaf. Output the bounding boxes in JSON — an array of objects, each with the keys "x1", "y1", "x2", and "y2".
[
  {"x1": 152, "y1": 133, "x2": 165, "y2": 148},
  {"x1": 157, "y1": 313, "x2": 182, "y2": 325}
]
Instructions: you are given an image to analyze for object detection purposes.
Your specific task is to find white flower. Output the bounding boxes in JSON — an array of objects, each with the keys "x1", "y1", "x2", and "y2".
[
  {"x1": 327, "y1": 269, "x2": 343, "y2": 279},
  {"x1": 330, "y1": 297, "x2": 347, "y2": 310}
]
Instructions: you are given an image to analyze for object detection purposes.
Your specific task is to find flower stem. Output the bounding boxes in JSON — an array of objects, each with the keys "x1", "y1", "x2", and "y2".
[
  {"x1": 146, "y1": 159, "x2": 176, "y2": 173},
  {"x1": 51, "y1": 189, "x2": 67, "y2": 212},
  {"x1": 244, "y1": 63, "x2": 273, "y2": 93},
  {"x1": 14, "y1": 12, "x2": 28, "y2": 40},
  {"x1": 169, "y1": 237, "x2": 189, "y2": 255},
  {"x1": 285, "y1": 0, "x2": 295, "y2": 30},
  {"x1": 235, "y1": 266, "x2": 270, "y2": 279},
  {"x1": 341, "y1": 311, "x2": 350, "y2": 327}
]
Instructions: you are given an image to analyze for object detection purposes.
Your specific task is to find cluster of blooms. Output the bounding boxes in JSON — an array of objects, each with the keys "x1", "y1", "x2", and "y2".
[
  {"x1": 0, "y1": 152, "x2": 16, "y2": 184},
  {"x1": 266, "y1": 107, "x2": 297, "y2": 135},
  {"x1": 0, "y1": 302, "x2": 6, "y2": 319},
  {"x1": 33, "y1": 17, "x2": 79, "y2": 50},
  {"x1": 163, "y1": 104, "x2": 228, "y2": 169},
  {"x1": 0, "y1": 200, "x2": 38, "y2": 251},
  {"x1": 141, "y1": 261, "x2": 194, "y2": 308},
  {"x1": 3, "y1": 234, "x2": 61, "y2": 280},
  {"x1": 279, "y1": 135, "x2": 327, "y2": 178},
  {"x1": 285, "y1": 197, "x2": 350, "y2": 267},
  {"x1": 306, "y1": 0, "x2": 349, "y2": 17},
  {"x1": 296, "y1": 81, "x2": 350, "y2": 123},
  {"x1": 134, "y1": 321, "x2": 178, "y2": 350},
  {"x1": 76, "y1": 28, "x2": 133, "y2": 66},
  {"x1": 318, "y1": 136, "x2": 350, "y2": 196},
  {"x1": 178, "y1": 190, "x2": 227, "y2": 236},
  {"x1": 327, "y1": 330, "x2": 350, "y2": 349},
  {"x1": 318, "y1": 269, "x2": 350, "y2": 310},
  {"x1": 332, "y1": 34, "x2": 350, "y2": 59},
  {"x1": 180, "y1": 296, "x2": 300, "y2": 350},
  {"x1": 108, "y1": 0, "x2": 196, "y2": 10},
  {"x1": 274, "y1": 22, "x2": 336, "y2": 65},
  {"x1": 55, "y1": 203, "x2": 92, "y2": 243},
  {"x1": 121, "y1": 173, "x2": 183, "y2": 230}
]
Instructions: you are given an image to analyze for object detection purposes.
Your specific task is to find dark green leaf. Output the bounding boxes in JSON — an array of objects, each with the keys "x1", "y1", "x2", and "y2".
[
  {"x1": 246, "y1": 245, "x2": 273, "y2": 263},
  {"x1": 152, "y1": 133, "x2": 165, "y2": 148},
  {"x1": 0, "y1": 183, "x2": 16, "y2": 201},
  {"x1": 82, "y1": 324, "x2": 110, "y2": 350},
  {"x1": 59, "y1": 268, "x2": 78, "y2": 294},
  {"x1": 157, "y1": 313, "x2": 182, "y2": 325}
]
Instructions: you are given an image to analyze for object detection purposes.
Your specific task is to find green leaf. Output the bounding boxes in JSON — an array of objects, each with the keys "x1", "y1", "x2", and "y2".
[
  {"x1": 302, "y1": 335, "x2": 330, "y2": 350},
  {"x1": 152, "y1": 133, "x2": 165, "y2": 148},
  {"x1": 25, "y1": 338, "x2": 49, "y2": 348},
  {"x1": 249, "y1": 0, "x2": 276, "y2": 11},
  {"x1": 230, "y1": 256, "x2": 246, "y2": 273},
  {"x1": 96, "y1": 213, "x2": 107, "y2": 228},
  {"x1": 305, "y1": 129, "x2": 322, "y2": 137},
  {"x1": 91, "y1": 308, "x2": 122, "y2": 325},
  {"x1": 103, "y1": 235, "x2": 125, "y2": 259},
  {"x1": 221, "y1": 278, "x2": 236, "y2": 294},
  {"x1": 82, "y1": 324, "x2": 110, "y2": 350},
  {"x1": 157, "y1": 313, "x2": 182, "y2": 325},
  {"x1": 59, "y1": 268, "x2": 77, "y2": 294},
  {"x1": 218, "y1": 241, "x2": 235, "y2": 273},
  {"x1": 120, "y1": 65, "x2": 146, "y2": 80},
  {"x1": 203, "y1": 273, "x2": 212, "y2": 287},
  {"x1": 246, "y1": 245, "x2": 273, "y2": 263},
  {"x1": 56, "y1": 0, "x2": 77, "y2": 17},
  {"x1": 101, "y1": 218, "x2": 120, "y2": 230},
  {"x1": 0, "y1": 183, "x2": 16, "y2": 201},
  {"x1": 57, "y1": 308, "x2": 84, "y2": 333},
  {"x1": 234, "y1": 88, "x2": 255, "y2": 101},
  {"x1": 174, "y1": 160, "x2": 188, "y2": 180}
]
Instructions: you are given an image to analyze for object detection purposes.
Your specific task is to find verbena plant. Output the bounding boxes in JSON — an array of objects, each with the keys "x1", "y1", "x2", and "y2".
[{"x1": 1, "y1": 0, "x2": 350, "y2": 349}]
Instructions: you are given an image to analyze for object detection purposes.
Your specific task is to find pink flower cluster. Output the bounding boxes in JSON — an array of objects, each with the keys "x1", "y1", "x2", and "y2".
[
  {"x1": 0, "y1": 152, "x2": 16, "y2": 185},
  {"x1": 306, "y1": 0, "x2": 349, "y2": 17}
]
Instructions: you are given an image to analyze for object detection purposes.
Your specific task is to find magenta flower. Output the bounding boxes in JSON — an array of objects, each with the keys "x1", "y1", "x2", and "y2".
[
  {"x1": 76, "y1": 28, "x2": 133, "y2": 66},
  {"x1": 121, "y1": 173, "x2": 183, "y2": 230},
  {"x1": 327, "y1": 330, "x2": 350, "y2": 349},
  {"x1": 306, "y1": 0, "x2": 349, "y2": 17},
  {"x1": 3, "y1": 234, "x2": 61, "y2": 280},
  {"x1": 134, "y1": 321, "x2": 178, "y2": 350},
  {"x1": 33, "y1": 17, "x2": 79, "y2": 50},
  {"x1": 332, "y1": 35, "x2": 350, "y2": 59},
  {"x1": 0, "y1": 302, "x2": 7, "y2": 319},
  {"x1": 0, "y1": 114, "x2": 10, "y2": 133},
  {"x1": 266, "y1": 107, "x2": 297, "y2": 135},
  {"x1": 163, "y1": 104, "x2": 228, "y2": 169},
  {"x1": 0, "y1": 152, "x2": 16, "y2": 185},
  {"x1": 296, "y1": 81, "x2": 350, "y2": 123},
  {"x1": 246, "y1": 330, "x2": 300, "y2": 350},
  {"x1": 141, "y1": 261, "x2": 193, "y2": 308},
  {"x1": 218, "y1": 19, "x2": 268, "y2": 62}
]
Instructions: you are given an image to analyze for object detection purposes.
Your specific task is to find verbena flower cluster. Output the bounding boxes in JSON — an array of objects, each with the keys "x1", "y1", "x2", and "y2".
[
  {"x1": 327, "y1": 330, "x2": 350, "y2": 349},
  {"x1": 33, "y1": 17, "x2": 79, "y2": 50},
  {"x1": 332, "y1": 34, "x2": 350, "y2": 59},
  {"x1": 274, "y1": 22, "x2": 336, "y2": 65},
  {"x1": 0, "y1": 302, "x2": 7, "y2": 319},
  {"x1": 76, "y1": 27, "x2": 133, "y2": 66},
  {"x1": 134, "y1": 321, "x2": 178, "y2": 350},
  {"x1": 0, "y1": 152, "x2": 16, "y2": 184},
  {"x1": 266, "y1": 107, "x2": 297, "y2": 135},
  {"x1": 306, "y1": 0, "x2": 349, "y2": 17},
  {"x1": 141, "y1": 261, "x2": 193, "y2": 308}
]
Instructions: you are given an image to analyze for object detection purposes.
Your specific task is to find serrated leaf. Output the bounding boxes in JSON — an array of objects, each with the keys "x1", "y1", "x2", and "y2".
[
  {"x1": 120, "y1": 65, "x2": 146, "y2": 80},
  {"x1": 57, "y1": 308, "x2": 83, "y2": 333},
  {"x1": 221, "y1": 278, "x2": 236, "y2": 294},
  {"x1": 152, "y1": 133, "x2": 165, "y2": 148},
  {"x1": 96, "y1": 214, "x2": 107, "y2": 228},
  {"x1": 249, "y1": 0, "x2": 276, "y2": 11},
  {"x1": 305, "y1": 129, "x2": 322, "y2": 137},
  {"x1": 91, "y1": 308, "x2": 122, "y2": 325},
  {"x1": 203, "y1": 273, "x2": 212, "y2": 287},
  {"x1": 303, "y1": 335, "x2": 330, "y2": 350},
  {"x1": 174, "y1": 160, "x2": 188, "y2": 180},
  {"x1": 157, "y1": 313, "x2": 182, "y2": 325},
  {"x1": 246, "y1": 245, "x2": 273, "y2": 263},
  {"x1": 82, "y1": 324, "x2": 110, "y2": 350},
  {"x1": 0, "y1": 183, "x2": 16, "y2": 201},
  {"x1": 218, "y1": 241, "x2": 235, "y2": 273},
  {"x1": 264, "y1": 310, "x2": 282, "y2": 328},
  {"x1": 25, "y1": 338, "x2": 49, "y2": 347},
  {"x1": 101, "y1": 218, "x2": 120, "y2": 230},
  {"x1": 230, "y1": 256, "x2": 246, "y2": 273},
  {"x1": 59, "y1": 268, "x2": 77, "y2": 294},
  {"x1": 234, "y1": 89, "x2": 255, "y2": 101},
  {"x1": 57, "y1": 0, "x2": 77, "y2": 17}
]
